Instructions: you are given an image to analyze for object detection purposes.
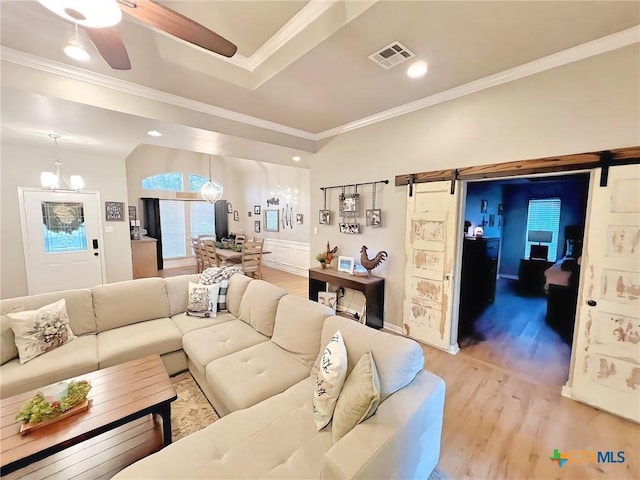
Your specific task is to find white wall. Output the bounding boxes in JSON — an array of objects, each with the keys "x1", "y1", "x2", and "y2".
[
  {"x1": 310, "y1": 45, "x2": 640, "y2": 330},
  {"x1": 0, "y1": 143, "x2": 132, "y2": 299}
]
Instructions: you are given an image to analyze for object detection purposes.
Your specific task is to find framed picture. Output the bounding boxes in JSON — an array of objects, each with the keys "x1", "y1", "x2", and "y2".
[
  {"x1": 248, "y1": 211, "x2": 252, "y2": 217},
  {"x1": 233, "y1": 210, "x2": 239, "y2": 221},
  {"x1": 105, "y1": 201, "x2": 124, "y2": 221},
  {"x1": 489, "y1": 214, "x2": 495, "y2": 227},
  {"x1": 128, "y1": 205, "x2": 136, "y2": 220},
  {"x1": 254, "y1": 220, "x2": 261, "y2": 233},
  {"x1": 480, "y1": 199, "x2": 488, "y2": 213},
  {"x1": 317, "y1": 291, "x2": 337, "y2": 310},
  {"x1": 339, "y1": 222, "x2": 361, "y2": 234},
  {"x1": 339, "y1": 193, "x2": 359, "y2": 217},
  {"x1": 498, "y1": 203, "x2": 504, "y2": 215},
  {"x1": 254, "y1": 205, "x2": 261, "y2": 215},
  {"x1": 337, "y1": 256, "x2": 354, "y2": 274},
  {"x1": 227, "y1": 203, "x2": 233, "y2": 214},
  {"x1": 264, "y1": 209, "x2": 279, "y2": 232},
  {"x1": 296, "y1": 214, "x2": 303, "y2": 224},
  {"x1": 366, "y1": 209, "x2": 381, "y2": 227},
  {"x1": 319, "y1": 210, "x2": 331, "y2": 225}
]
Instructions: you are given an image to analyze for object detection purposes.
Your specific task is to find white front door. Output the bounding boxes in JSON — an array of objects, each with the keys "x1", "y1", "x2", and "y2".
[
  {"x1": 403, "y1": 181, "x2": 460, "y2": 351},
  {"x1": 568, "y1": 164, "x2": 640, "y2": 423},
  {"x1": 19, "y1": 189, "x2": 106, "y2": 295}
]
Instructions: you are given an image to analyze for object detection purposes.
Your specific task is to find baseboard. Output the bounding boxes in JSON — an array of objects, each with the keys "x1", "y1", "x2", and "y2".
[
  {"x1": 383, "y1": 323, "x2": 403, "y2": 334},
  {"x1": 163, "y1": 257, "x2": 197, "y2": 269},
  {"x1": 561, "y1": 384, "x2": 573, "y2": 399},
  {"x1": 262, "y1": 260, "x2": 308, "y2": 277}
]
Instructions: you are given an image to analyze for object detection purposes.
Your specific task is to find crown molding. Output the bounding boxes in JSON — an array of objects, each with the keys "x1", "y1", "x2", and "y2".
[
  {"x1": 1, "y1": 47, "x2": 317, "y2": 141},
  {"x1": 316, "y1": 26, "x2": 640, "y2": 140}
]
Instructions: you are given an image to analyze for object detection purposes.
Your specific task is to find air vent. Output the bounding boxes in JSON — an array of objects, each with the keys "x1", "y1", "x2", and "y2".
[{"x1": 368, "y1": 42, "x2": 415, "y2": 70}]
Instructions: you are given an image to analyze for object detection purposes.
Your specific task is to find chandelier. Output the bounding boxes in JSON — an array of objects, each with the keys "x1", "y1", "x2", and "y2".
[
  {"x1": 40, "y1": 134, "x2": 84, "y2": 191},
  {"x1": 200, "y1": 155, "x2": 223, "y2": 203}
]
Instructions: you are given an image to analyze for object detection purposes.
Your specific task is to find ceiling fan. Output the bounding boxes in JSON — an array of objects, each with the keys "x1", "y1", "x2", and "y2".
[{"x1": 37, "y1": 0, "x2": 237, "y2": 70}]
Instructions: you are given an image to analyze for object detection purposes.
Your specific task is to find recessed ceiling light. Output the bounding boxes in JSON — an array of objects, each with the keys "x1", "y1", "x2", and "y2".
[
  {"x1": 147, "y1": 130, "x2": 162, "y2": 137},
  {"x1": 38, "y1": 0, "x2": 122, "y2": 28},
  {"x1": 407, "y1": 61, "x2": 428, "y2": 79},
  {"x1": 292, "y1": 156, "x2": 301, "y2": 162},
  {"x1": 64, "y1": 44, "x2": 90, "y2": 62}
]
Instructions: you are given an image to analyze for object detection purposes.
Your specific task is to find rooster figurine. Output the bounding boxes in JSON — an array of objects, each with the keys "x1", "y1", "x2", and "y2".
[{"x1": 360, "y1": 245, "x2": 387, "y2": 273}]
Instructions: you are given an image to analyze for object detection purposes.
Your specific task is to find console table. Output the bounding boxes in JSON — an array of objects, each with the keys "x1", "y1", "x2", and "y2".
[{"x1": 308, "y1": 267, "x2": 384, "y2": 329}]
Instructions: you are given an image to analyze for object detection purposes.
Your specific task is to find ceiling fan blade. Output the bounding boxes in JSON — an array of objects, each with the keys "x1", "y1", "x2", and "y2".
[
  {"x1": 117, "y1": 0, "x2": 237, "y2": 58},
  {"x1": 85, "y1": 26, "x2": 131, "y2": 70}
]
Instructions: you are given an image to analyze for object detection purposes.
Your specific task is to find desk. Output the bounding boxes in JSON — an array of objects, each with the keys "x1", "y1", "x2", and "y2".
[{"x1": 308, "y1": 267, "x2": 384, "y2": 329}]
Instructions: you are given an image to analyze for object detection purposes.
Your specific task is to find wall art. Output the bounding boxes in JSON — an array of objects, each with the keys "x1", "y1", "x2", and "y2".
[
  {"x1": 366, "y1": 209, "x2": 381, "y2": 227},
  {"x1": 105, "y1": 201, "x2": 124, "y2": 222},
  {"x1": 319, "y1": 210, "x2": 331, "y2": 225},
  {"x1": 339, "y1": 222, "x2": 361, "y2": 234},
  {"x1": 339, "y1": 193, "x2": 360, "y2": 217}
]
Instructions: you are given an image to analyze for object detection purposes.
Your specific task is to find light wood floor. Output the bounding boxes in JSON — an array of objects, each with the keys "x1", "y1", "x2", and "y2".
[
  {"x1": 460, "y1": 278, "x2": 572, "y2": 387},
  {"x1": 162, "y1": 266, "x2": 639, "y2": 480}
]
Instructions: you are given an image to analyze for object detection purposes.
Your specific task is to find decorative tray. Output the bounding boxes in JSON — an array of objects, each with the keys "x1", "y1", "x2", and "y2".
[{"x1": 19, "y1": 399, "x2": 91, "y2": 435}]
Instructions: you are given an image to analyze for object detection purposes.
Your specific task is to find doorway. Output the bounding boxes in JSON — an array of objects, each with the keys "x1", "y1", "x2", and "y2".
[
  {"x1": 19, "y1": 189, "x2": 106, "y2": 295},
  {"x1": 456, "y1": 173, "x2": 590, "y2": 386}
]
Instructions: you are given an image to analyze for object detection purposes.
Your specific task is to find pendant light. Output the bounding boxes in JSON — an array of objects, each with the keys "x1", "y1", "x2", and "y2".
[
  {"x1": 200, "y1": 155, "x2": 223, "y2": 203},
  {"x1": 40, "y1": 134, "x2": 84, "y2": 190}
]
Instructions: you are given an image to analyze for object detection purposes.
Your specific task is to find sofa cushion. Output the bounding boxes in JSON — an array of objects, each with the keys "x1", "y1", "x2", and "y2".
[
  {"x1": 206, "y1": 341, "x2": 309, "y2": 414},
  {"x1": 183, "y1": 320, "x2": 269, "y2": 376},
  {"x1": 170, "y1": 312, "x2": 235, "y2": 335},
  {"x1": 1, "y1": 306, "x2": 22, "y2": 365},
  {"x1": 332, "y1": 350, "x2": 380, "y2": 443},
  {"x1": 271, "y1": 295, "x2": 333, "y2": 369},
  {"x1": 0, "y1": 335, "x2": 98, "y2": 399},
  {"x1": 9, "y1": 299, "x2": 77, "y2": 364},
  {"x1": 313, "y1": 330, "x2": 348, "y2": 430},
  {"x1": 314, "y1": 316, "x2": 424, "y2": 401},
  {"x1": 226, "y1": 273, "x2": 252, "y2": 317},
  {"x1": 93, "y1": 278, "x2": 170, "y2": 332},
  {"x1": 164, "y1": 274, "x2": 201, "y2": 316},
  {"x1": 238, "y1": 280, "x2": 287, "y2": 337},
  {"x1": 113, "y1": 377, "x2": 331, "y2": 480},
  {"x1": 0, "y1": 289, "x2": 96, "y2": 336},
  {"x1": 97, "y1": 317, "x2": 182, "y2": 369}
]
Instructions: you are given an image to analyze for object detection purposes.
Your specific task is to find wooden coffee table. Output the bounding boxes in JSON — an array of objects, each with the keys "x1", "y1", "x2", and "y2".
[{"x1": 0, "y1": 355, "x2": 177, "y2": 476}]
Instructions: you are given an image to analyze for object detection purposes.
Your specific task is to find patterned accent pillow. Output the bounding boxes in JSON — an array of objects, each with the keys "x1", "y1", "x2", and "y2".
[
  {"x1": 216, "y1": 280, "x2": 229, "y2": 312},
  {"x1": 200, "y1": 265, "x2": 242, "y2": 312},
  {"x1": 187, "y1": 282, "x2": 220, "y2": 314},
  {"x1": 8, "y1": 299, "x2": 76, "y2": 364},
  {"x1": 332, "y1": 350, "x2": 380, "y2": 443},
  {"x1": 1, "y1": 306, "x2": 23, "y2": 365},
  {"x1": 313, "y1": 330, "x2": 348, "y2": 430}
]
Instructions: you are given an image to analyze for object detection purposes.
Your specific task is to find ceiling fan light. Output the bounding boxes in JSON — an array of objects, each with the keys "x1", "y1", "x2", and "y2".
[
  {"x1": 201, "y1": 181, "x2": 223, "y2": 204},
  {"x1": 64, "y1": 44, "x2": 90, "y2": 62},
  {"x1": 41, "y1": 171, "x2": 58, "y2": 189},
  {"x1": 69, "y1": 175, "x2": 85, "y2": 190},
  {"x1": 38, "y1": 0, "x2": 122, "y2": 28}
]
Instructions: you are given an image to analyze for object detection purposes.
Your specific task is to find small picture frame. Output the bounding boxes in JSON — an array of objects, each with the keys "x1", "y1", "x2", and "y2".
[
  {"x1": 254, "y1": 220, "x2": 261, "y2": 233},
  {"x1": 498, "y1": 203, "x2": 504, "y2": 215},
  {"x1": 254, "y1": 205, "x2": 261, "y2": 215},
  {"x1": 128, "y1": 205, "x2": 137, "y2": 221},
  {"x1": 366, "y1": 209, "x2": 381, "y2": 227},
  {"x1": 338, "y1": 256, "x2": 354, "y2": 274},
  {"x1": 339, "y1": 193, "x2": 359, "y2": 217},
  {"x1": 317, "y1": 291, "x2": 337, "y2": 310},
  {"x1": 296, "y1": 214, "x2": 303, "y2": 224},
  {"x1": 339, "y1": 222, "x2": 361, "y2": 234},
  {"x1": 233, "y1": 210, "x2": 239, "y2": 221},
  {"x1": 319, "y1": 210, "x2": 331, "y2": 225},
  {"x1": 480, "y1": 199, "x2": 488, "y2": 213},
  {"x1": 105, "y1": 201, "x2": 124, "y2": 221},
  {"x1": 248, "y1": 211, "x2": 252, "y2": 217},
  {"x1": 489, "y1": 214, "x2": 495, "y2": 227},
  {"x1": 227, "y1": 203, "x2": 233, "y2": 214}
]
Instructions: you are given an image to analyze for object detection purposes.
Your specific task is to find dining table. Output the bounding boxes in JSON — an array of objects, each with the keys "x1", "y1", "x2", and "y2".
[{"x1": 215, "y1": 247, "x2": 270, "y2": 262}]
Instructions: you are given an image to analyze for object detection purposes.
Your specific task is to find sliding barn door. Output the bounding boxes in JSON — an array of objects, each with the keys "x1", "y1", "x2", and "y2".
[
  {"x1": 404, "y1": 182, "x2": 460, "y2": 350},
  {"x1": 569, "y1": 164, "x2": 640, "y2": 423}
]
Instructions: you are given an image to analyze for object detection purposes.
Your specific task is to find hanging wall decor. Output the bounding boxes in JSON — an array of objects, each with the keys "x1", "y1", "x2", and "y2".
[
  {"x1": 339, "y1": 223, "x2": 361, "y2": 234},
  {"x1": 339, "y1": 193, "x2": 359, "y2": 217},
  {"x1": 319, "y1": 179, "x2": 388, "y2": 233},
  {"x1": 319, "y1": 188, "x2": 331, "y2": 225},
  {"x1": 267, "y1": 197, "x2": 279, "y2": 207},
  {"x1": 296, "y1": 214, "x2": 303, "y2": 224},
  {"x1": 366, "y1": 182, "x2": 382, "y2": 227}
]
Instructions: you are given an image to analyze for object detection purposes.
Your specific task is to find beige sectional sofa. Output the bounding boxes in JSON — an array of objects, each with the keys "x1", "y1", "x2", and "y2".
[{"x1": 0, "y1": 273, "x2": 446, "y2": 479}]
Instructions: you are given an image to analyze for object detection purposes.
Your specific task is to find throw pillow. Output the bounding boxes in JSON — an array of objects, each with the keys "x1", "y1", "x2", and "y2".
[
  {"x1": 215, "y1": 279, "x2": 229, "y2": 312},
  {"x1": 187, "y1": 282, "x2": 220, "y2": 315},
  {"x1": 313, "y1": 329, "x2": 348, "y2": 430},
  {"x1": 8, "y1": 299, "x2": 76, "y2": 364},
  {"x1": 332, "y1": 350, "x2": 381, "y2": 443},
  {"x1": 1, "y1": 306, "x2": 23, "y2": 365}
]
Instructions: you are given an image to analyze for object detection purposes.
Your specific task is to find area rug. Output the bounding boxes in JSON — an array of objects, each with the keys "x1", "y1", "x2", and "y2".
[{"x1": 169, "y1": 373, "x2": 449, "y2": 480}]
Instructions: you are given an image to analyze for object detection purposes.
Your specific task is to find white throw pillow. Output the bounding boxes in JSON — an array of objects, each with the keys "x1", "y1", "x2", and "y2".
[
  {"x1": 187, "y1": 282, "x2": 220, "y2": 315},
  {"x1": 1, "y1": 306, "x2": 23, "y2": 365},
  {"x1": 313, "y1": 329, "x2": 348, "y2": 430},
  {"x1": 332, "y1": 350, "x2": 381, "y2": 443},
  {"x1": 8, "y1": 299, "x2": 76, "y2": 364}
]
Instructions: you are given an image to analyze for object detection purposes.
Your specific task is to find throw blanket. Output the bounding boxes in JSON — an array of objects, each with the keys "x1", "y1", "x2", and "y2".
[{"x1": 200, "y1": 266, "x2": 243, "y2": 312}]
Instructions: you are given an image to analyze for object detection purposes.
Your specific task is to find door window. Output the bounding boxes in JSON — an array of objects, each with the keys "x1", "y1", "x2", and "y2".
[{"x1": 41, "y1": 201, "x2": 87, "y2": 253}]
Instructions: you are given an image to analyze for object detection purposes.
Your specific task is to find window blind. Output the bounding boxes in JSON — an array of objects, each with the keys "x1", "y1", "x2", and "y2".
[
  {"x1": 159, "y1": 200, "x2": 186, "y2": 259},
  {"x1": 525, "y1": 198, "x2": 561, "y2": 261}
]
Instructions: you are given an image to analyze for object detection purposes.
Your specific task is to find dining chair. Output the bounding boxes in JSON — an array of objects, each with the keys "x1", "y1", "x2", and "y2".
[
  {"x1": 202, "y1": 239, "x2": 224, "y2": 268},
  {"x1": 240, "y1": 238, "x2": 264, "y2": 279},
  {"x1": 235, "y1": 233, "x2": 247, "y2": 245},
  {"x1": 191, "y1": 237, "x2": 204, "y2": 273}
]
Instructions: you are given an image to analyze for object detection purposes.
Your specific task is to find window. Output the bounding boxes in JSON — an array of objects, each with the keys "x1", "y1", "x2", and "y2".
[
  {"x1": 190, "y1": 201, "x2": 215, "y2": 237},
  {"x1": 142, "y1": 173, "x2": 183, "y2": 191},
  {"x1": 525, "y1": 198, "x2": 561, "y2": 260},
  {"x1": 159, "y1": 200, "x2": 186, "y2": 258},
  {"x1": 188, "y1": 174, "x2": 210, "y2": 192}
]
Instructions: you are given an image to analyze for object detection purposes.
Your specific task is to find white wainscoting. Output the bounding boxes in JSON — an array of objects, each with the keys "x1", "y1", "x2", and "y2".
[{"x1": 262, "y1": 239, "x2": 310, "y2": 277}]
